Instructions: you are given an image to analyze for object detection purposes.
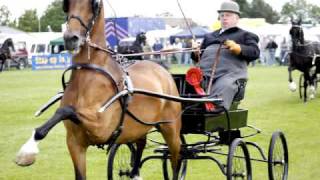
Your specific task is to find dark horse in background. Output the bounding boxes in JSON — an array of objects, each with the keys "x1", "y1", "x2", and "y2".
[
  {"x1": 117, "y1": 32, "x2": 147, "y2": 60},
  {"x1": 288, "y1": 19, "x2": 320, "y2": 102},
  {"x1": 0, "y1": 38, "x2": 15, "y2": 72}
]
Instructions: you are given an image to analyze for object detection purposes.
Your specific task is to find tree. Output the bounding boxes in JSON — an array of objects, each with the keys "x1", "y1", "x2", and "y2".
[
  {"x1": 235, "y1": 0, "x2": 251, "y2": 18},
  {"x1": 248, "y1": 0, "x2": 280, "y2": 23},
  {"x1": 309, "y1": 5, "x2": 320, "y2": 24},
  {"x1": 18, "y1": 10, "x2": 39, "y2": 32},
  {"x1": 40, "y1": 0, "x2": 65, "y2": 32},
  {"x1": 0, "y1": 5, "x2": 11, "y2": 26},
  {"x1": 235, "y1": 0, "x2": 280, "y2": 23},
  {"x1": 281, "y1": 0, "x2": 320, "y2": 24}
]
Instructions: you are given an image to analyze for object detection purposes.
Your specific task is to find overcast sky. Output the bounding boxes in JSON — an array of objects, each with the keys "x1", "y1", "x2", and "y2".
[{"x1": 1, "y1": 0, "x2": 320, "y2": 26}]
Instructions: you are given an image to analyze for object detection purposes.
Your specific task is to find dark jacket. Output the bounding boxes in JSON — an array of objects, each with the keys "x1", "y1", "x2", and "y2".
[
  {"x1": 190, "y1": 27, "x2": 260, "y2": 109},
  {"x1": 192, "y1": 27, "x2": 260, "y2": 63},
  {"x1": 265, "y1": 40, "x2": 278, "y2": 49}
]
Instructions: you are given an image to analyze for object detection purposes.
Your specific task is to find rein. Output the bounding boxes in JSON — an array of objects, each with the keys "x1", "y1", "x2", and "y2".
[{"x1": 206, "y1": 43, "x2": 224, "y2": 94}]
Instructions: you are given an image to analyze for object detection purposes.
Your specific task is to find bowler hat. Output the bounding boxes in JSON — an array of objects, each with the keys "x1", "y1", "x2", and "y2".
[{"x1": 217, "y1": 1, "x2": 241, "y2": 16}]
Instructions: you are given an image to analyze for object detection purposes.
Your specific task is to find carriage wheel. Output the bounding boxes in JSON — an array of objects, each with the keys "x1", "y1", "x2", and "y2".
[
  {"x1": 162, "y1": 135, "x2": 187, "y2": 180},
  {"x1": 226, "y1": 138, "x2": 252, "y2": 180},
  {"x1": 107, "y1": 143, "x2": 136, "y2": 180},
  {"x1": 268, "y1": 131, "x2": 289, "y2": 180},
  {"x1": 299, "y1": 74, "x2": 304, "y2": 99}
]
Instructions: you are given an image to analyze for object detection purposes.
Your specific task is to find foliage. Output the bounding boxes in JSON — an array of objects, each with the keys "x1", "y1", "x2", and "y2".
[
  {"x1": 40, "y1": 0, "x2": 65, "y2": 32},
  {"x1": 281, "y1": 0, "x2": 320, "y2": 24},
  {"x1": 236, "y1": 0, "x2": 280, "y2": 23},
  {"x1": 249, "y1": 0, "x2": 280, "y2": 24},
  {"x1": 0, "y1": 67, "x2": 320, "y2": 179},
  {"x1": 0, "y1": 5, "x2": 11, "y2": 26},
  {"x1": 17, "y1": 10, "x2": 39, "y2": 32},
  {"x1": 235, "y1": 0, "x2": 250, "y2": 18}
]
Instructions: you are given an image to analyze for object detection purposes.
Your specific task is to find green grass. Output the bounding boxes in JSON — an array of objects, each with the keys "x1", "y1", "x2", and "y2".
[{"x1": 0, "y1": 66, "x2": 319, "y2": 179}]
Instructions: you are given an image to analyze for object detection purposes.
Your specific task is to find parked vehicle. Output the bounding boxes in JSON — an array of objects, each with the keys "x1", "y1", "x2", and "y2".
[{"x1": 2, "y1": 41, "x2": 29, "y2": 70}]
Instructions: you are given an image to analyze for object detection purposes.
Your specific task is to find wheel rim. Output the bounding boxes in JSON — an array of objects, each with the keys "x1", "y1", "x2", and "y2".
[
  {"x1": 272, "y1": 138, "x2": 285, "y2": 179},
  {"x1": 231, "y1": 146, "x2": 248, "y2": 179},
  {"x1": 109, "y1": 144, "x2": 135, "y2": 180},
  {"x1": 269, "y1": 132, "x2": 288, "y2": 180},
  {"x1": 227, "y1": 139, "x2": 251, "y2": 180},
  {"x1": 162, "y1": 135, "x2": 187, "y2": 180},
  {"x1": 163, "y1": 157, "x2": 187, "y2": 180}
]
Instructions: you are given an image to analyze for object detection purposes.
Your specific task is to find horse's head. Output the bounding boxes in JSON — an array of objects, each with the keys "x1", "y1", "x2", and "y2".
[
  {"x1": 1, "y1": 38, "x2": 15, "y2": 58},
  {"x1": 62, "y1": 0, "x2": 103, "y2": 53},
  {"x1": 289, "y1": 19, "x2": 304, "y2": 45},
  {"x1": 136, "y1": 32, "x2": 147, "y2": 46}
]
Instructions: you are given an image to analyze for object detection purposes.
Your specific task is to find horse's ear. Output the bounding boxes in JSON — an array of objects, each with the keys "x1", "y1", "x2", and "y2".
[
  {"x1": 290, "y1": 16, "x2": 293, "y2": 24},
  {"x1": 298, "y1": 16, "x2": 302, "y2": 25},
  {"x1": 63, "y1": 0, "x2": 69, "y2": 13},
  {"x1": 92, "y1": 0, "x2": 101, "y2": 17}
]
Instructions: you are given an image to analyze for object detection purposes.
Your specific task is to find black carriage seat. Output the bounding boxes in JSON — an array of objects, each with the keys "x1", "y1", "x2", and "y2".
[
  {"x1": 230, "y1": 78, "x2": 247, "y2": 110},
  {"x1": 172, "y1": 74, "x2": 248, "y2": 134}
]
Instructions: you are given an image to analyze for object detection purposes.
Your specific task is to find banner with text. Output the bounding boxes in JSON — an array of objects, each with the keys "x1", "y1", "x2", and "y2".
[{"x1": 32, "y1": 54, "x2": 72, "y2": 70}]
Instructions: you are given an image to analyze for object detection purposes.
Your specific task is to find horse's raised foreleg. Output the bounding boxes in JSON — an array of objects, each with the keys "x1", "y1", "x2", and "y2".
[
  {"x1": 15, "y1": 105, "x2": 79, "y2": 166},
  {"x1": 131, "y1": 137, "x2": 146, "y2": 180},
  {"x1": 288, "y1": 65, "x2": 297, "y2": 91}
]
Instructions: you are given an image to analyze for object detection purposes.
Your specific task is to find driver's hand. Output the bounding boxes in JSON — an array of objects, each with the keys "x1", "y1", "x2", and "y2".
[{"x1": 224, "y1": 40, "x2": 241, "y2": 55}]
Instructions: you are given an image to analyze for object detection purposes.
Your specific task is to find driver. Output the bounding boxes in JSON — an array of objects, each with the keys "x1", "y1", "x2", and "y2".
[{"x1": 192, "y1": 1, "x2": 260, "y2": 111}]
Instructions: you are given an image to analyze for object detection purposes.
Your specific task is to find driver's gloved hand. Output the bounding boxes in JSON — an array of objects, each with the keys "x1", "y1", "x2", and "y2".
[{"x1": 224, "y1": 40, "x2": 241, "y2": 55}]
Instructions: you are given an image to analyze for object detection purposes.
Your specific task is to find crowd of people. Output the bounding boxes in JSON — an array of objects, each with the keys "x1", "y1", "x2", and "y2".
[{"x1": 126, "y1": 32, "x2": 291, "y2": 68}]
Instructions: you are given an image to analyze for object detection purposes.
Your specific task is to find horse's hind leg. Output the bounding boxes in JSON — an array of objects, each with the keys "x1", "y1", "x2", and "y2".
[
  {"x1": 15, "y1": 106, "x2": 79, "y2": 166},
  {"x1": 131, "y1": 137, "x2": 147, "y2": 180},
  {"x1": 158, "y1": 102, "x2": 182, "y2": 180},
  {"x1": 160, "y1": 123, "x2": 182, "y2": 180}
]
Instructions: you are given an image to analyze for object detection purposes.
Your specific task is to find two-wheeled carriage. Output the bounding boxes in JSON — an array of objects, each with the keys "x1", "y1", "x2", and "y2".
[{"x1": 107, "y1": 74, "x2": 289, "y2": 180}]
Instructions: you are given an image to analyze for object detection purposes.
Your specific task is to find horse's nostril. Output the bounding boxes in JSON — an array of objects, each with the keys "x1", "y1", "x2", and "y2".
[
  {"x1": 64, "y1": 34, "x2": 79, "y2": 43},
  {"x1": 70, "y1": 35, "x2": 79, "y2": 42}
]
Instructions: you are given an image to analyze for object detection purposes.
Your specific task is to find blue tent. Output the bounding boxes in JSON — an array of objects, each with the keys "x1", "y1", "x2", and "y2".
[{"x1": 169, "y1": 26, "x2": 211, "y2": 43}]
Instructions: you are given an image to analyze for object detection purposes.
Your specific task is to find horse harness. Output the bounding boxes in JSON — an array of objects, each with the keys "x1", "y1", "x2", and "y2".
[{"x1": 57, "y1": 0, "x2": 223, "y2": 150}]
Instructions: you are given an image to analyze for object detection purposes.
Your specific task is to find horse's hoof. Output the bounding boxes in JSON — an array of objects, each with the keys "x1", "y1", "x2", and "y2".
[
  {"x1": 131, "y1": 176, "x2": 143, "y2": 180},
  {"x1": 15, "y1": 152, "x2": 36, "y2": 166},
  {"x1": 289, "y1": 82, "x2": 297, "y2": 92},
  {"x1": 15, "y1": 130, "x2": 39, "y2": 166}
]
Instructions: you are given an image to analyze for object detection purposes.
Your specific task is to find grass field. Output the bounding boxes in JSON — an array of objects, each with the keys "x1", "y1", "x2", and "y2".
[{"x1": 0, "y1": 66, "x2": 319, "y2": 180}]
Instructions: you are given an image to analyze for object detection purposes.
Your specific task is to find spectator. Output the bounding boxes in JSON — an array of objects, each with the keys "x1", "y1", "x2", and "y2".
[
  {"x1": 280, "y1": 37, "x2": 290, "y2": 65},
  {"x1": 265, "y1": 37, "x2": 278, "y2": 66},
  {"x1": 172, "y1": 38, "x2": 183, "y2": 64},
  {"x1": 152, "y1": 39, "x2": 163, "y2": 60}
]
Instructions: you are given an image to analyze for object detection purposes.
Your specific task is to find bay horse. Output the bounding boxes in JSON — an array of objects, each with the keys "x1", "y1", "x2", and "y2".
[
  {"x1": 288, "y1": 19, "x2": 320, "y2": 102},
  {"x1": 15, "y1": 0, "x2": 182, "y2": 179},
  {"x1": 118, "y1": 32, "x2": 147, "y2": 60},
  {"x1": 0, "y1": 38, "x2": 15, "y2": 72}
]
